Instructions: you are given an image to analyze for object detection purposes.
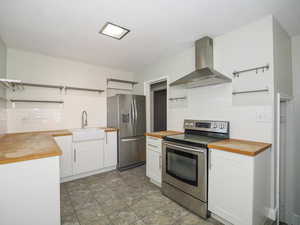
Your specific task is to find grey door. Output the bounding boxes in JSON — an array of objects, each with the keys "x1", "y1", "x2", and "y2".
[
  {"x1": 119, "y1": 136, "x2": 146, "y2": 169},
  {"x1": 154, "y1": 89, "x2": 167, "y2": 131},
  {"x1": 118, "y1": 95, "x2": 134, "y2": 138}
]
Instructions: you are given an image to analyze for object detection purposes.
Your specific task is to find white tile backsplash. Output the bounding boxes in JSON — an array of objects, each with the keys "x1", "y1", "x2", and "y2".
[{"x1": 7, "y1": 107, "x2": 64, "y2": 133}]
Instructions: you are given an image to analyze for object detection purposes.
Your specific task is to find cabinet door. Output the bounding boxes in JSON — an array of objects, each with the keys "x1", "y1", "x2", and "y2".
[
  {"x1": 55, "y1": 136, "x2": 73, "y2": 178},
  {"x1": 73, "y1": 140, "x2": 104, "y2": 175},
  {"x1": 104, "y1": 132, "x2": 117, "y2": 168},
  {"x1": 146, "y1": 148, "x2": 162, "y2": 184},
  {"x1": 208, "y1": 149, "x2": 253, "y2": 225}
]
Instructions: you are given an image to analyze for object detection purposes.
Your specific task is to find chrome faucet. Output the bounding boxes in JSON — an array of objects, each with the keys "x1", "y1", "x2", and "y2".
[{"x1": 81, "y1": 110, "x2": 88, "y2": 128}]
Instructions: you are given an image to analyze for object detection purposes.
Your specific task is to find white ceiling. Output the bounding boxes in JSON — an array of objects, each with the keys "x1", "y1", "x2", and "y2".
[{"x1": 0, "y1": 0, "x2": 299, "y2": 72}]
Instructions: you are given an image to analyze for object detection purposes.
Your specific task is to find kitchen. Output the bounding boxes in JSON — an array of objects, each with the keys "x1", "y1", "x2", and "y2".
[{"x1": 0, "y1": 1, "x2": 299, "y2": 225}]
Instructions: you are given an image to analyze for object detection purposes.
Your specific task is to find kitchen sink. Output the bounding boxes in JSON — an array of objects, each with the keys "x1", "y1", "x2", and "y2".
[{"x1": 72, "y1": 127, "x2": 105, "y2": 142}]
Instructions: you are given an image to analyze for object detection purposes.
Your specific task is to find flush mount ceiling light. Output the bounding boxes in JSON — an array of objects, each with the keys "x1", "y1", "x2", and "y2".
[{"x1": 99, "y1": 22, "x2": 130, "y2": 40}]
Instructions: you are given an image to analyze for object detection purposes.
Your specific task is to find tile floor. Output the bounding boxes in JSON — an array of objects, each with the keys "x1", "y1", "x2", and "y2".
[{"x1": 60, "y1": 165, "x2": 223, "y2": 225}]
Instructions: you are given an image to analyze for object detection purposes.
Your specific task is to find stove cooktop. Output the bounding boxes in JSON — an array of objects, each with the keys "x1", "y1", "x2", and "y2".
[
  {"x1": 164, "y1": 120, "x2": 230, "y2": 148},
  {"x1": 164, "y1": 133, "x2": 226, "y2": 148}
]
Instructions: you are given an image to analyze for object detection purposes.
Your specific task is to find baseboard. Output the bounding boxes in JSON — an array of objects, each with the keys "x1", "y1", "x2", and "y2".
[
  {"x1": 150, "y1": 178, "x2": 161, "y2": 187},
  {"x1": 211, "y1": 213, "x2": 233, "y2": 225},
  {"x1": 292, "y1": 214, "x2": 300, "y2": 225},
  {"x1": 60, "y1": 165, "x2": 116, "y2": 183},
  {"x1": 267, "y1": 208, "x2": 277, "y2": 221}
]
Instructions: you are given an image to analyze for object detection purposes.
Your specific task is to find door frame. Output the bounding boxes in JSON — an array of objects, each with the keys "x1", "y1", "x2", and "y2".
[{"x1": 144, "y1": 76, "x2": 169, "y2": 132}]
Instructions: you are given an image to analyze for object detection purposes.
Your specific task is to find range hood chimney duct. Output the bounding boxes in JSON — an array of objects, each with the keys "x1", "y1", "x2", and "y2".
[{"x1": 170, "y1": 36, "x2": 231, "y2": 88}]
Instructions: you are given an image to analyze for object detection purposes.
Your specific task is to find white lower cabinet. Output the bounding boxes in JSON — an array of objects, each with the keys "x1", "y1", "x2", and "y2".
[
  {"x1": 104, "y1": 131, "x2": 117, "y2": 168},
  {"x1": 147, "y1": 148, "x2": 162, "y2": 184},
  {"x1": 73, "y1": 140, "x2": 103, "y2": 174},
  {"x1": 54, "y1": 136, "x2": 73, "y2": 178},
  {"x1": 55, "y1": 131, "x2": 118, "y2": 182},
  {"x1": 208, "y1": 148, "x2": 271, "y2": 225},
  {"x1": 146, "y1": 136, "x2": 162, "y2": 186}
]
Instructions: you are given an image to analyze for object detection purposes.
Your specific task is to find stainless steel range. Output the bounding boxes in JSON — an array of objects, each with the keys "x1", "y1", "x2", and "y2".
[{"x1": 162, "y1": 120, "x2": 229, "y2": 218}]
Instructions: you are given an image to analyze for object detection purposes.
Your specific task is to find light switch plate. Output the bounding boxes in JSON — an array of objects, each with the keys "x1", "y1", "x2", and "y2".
[{"x1": 256, "y1": 107, "x2": 272, "y2": 123}]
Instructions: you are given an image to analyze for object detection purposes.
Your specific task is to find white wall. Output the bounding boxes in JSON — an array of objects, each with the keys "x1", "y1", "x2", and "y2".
[
  {"x1": 136, "y1": 16, "x2": 274, "y2": 142},
  {"x1": 6, "y1": 49, "x2": 134, "y2": 133},
  {"x1": 271, "y1": 18, "x2": 294, "y2": 224},
  {"x1": 0, "y1": 36, "x2": 7, "y2": 135},
  {"x1": 290, "y1": 35, "x2": 300, "y2": 223},
  {"x1": 273, "y1": 19, "x2": 293, "y2": 99},
  {"x1": 136, "y1": 15, "x2": 276, "y2": 215},
  {"x1": 135, "y1": 15, "x2": 276, "y2": 215}
]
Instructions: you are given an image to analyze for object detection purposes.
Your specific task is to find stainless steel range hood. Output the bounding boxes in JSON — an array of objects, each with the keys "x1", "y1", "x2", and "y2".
[{"x1": 170, "y1": 36, "x2": 231, "y2": 88}]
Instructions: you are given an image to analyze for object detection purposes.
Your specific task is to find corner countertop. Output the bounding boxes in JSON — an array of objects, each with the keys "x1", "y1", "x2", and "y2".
[
  {"x1": 145, "y1": 130, "x2": 184, "y2": 139},
  {"x1": 208, "y1": 139, "x2": 272, "y2": 156},
  {"x1": 0, "y1": 127, "x2": 119, "y2": 165}
]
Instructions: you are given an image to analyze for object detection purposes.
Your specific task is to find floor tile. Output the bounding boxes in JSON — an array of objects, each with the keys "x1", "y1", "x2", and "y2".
[
  {"x1": 131, "y1": 196, "x2": 163, "y2": 219},
  {"x1": 108, "y1": 207, "x2": 139, "y2": 225},
  {"x1": 76, "y1": 204, "x2": 108, "y2": 224},
  {"x1": 61, "y1": 214, "x2": 80, "y2": 225},
  {"x1": 102, "y1": 196, "x2": 128, "y2": 215},
  {"x1": 60, "y1": 166, "x2": 224, "y2": 225},
  {"x1": 79, "y1": 216, "x2": 112, "y2": 225},
  {"x1": 61, "y1": 199, "x2": 75, "y2": 217},
  {"x1": 132, "y1": 220, "x2": 147, "y2": 225},
  {"x1": 141, "y1": 209, "x2": 177, "y2": 225},
  {"x1": 161, "y1": 201, "x2": 190, "y2": 220},
  {"x1": 92, "y1": 188, "x2": 119, "y2": 203},
  {"x1": 70, "y1": 193, "x2": 99, "y2": 210}
]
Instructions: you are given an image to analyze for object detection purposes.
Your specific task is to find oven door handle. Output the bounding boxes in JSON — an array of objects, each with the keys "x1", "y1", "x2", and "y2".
[{"x1": 165, "y1": 143, "x2": 205, "y2": 153}]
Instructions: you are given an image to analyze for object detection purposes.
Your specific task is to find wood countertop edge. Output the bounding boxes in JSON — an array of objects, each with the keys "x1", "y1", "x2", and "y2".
[
  {"x1": 208, "y1": 139, "x2": 272, "y2": 156},
  {"x1": 0, "y1": 127, "x2": 119, "y2": 165},
  {"x1": 145, "y1": 133, "x2": 164, "y2": 139},
  {"x1": 5, "y1": 128, "x2": 119, "y2": 137},
  {"x1": 51, "y1": 132, "x2": 72, "y2": 137},
  {"x1": 145, "y1": 131, "x2": 184, "y2": 139},
  {"x1": 0, "y1": 150, "x2": 62, "y2": 165}
]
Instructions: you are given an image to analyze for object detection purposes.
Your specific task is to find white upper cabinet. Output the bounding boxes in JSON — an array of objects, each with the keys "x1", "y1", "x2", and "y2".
[
  {"x1": 54, "y1": 136, "x2": 73, "y2": 178},
  {"x1": 104, "y1": 131, "x2": 117, "y2": 168}
]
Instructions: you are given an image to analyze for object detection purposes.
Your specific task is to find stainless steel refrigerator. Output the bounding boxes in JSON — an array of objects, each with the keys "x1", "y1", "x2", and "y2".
[{"x1": 107, "y1": 94, "x2": 146, "y2": 171}]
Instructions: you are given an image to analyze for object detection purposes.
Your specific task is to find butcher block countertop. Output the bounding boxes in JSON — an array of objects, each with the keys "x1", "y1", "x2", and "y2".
[
  {"x1": 100, "y1": 127, "x2": 119, "y2": 132},
  {"x1": 208, "y1": 139, "x2": 272, "y2": 156},
  {"x1": 0, "y1": 127, "x2": 118, "y2": 165},
  {"x1": 145, "y1": 130, "x2": 184, "y2": 139}
]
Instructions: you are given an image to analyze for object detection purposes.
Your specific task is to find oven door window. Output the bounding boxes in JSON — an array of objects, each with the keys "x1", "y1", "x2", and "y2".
[{"x1": 166, "y1": 147, "x2": 198, "y2": 186}]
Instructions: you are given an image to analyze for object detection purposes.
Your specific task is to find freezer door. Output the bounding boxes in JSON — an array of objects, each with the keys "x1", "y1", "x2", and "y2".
[
  {"x1": 118, "y1": 95, "x2": 135, "y2": 138},
  {"x1": 118, "y1": 135, "x2": 146, "y2": 169},
  {"x1": 132, "y1": 95, "x2": 146, "y2": 136}
]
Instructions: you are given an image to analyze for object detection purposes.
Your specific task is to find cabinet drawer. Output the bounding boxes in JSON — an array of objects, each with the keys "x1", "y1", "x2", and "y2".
[{"x1": 146, "y1": 136, "x2": 162, "y2": 149}]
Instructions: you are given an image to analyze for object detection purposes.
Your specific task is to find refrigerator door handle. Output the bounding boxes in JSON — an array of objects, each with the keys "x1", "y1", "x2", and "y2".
[
  {"x1": 133, "y1": 98, "x2": 137, "y2": 122},
  {"x1": 121, "y1": 136, "x2": 144, "y2": 142},
  {"x1": 130, "y1": 101, "x2": 134, "y2": 123}
]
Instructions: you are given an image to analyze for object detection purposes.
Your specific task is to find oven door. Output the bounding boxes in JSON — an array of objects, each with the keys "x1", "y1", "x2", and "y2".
[{"x1": 162, "y1": 141, "x2": 207, "y2": 202}]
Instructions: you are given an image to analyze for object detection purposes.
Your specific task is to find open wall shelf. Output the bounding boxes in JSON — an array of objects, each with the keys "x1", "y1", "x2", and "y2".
[
  {"x1": 0, "y1": 79, "x2": 104, "y2": 93},
  {"x1": 106, "y1": 78, "x2": 138, "y2": 91}
]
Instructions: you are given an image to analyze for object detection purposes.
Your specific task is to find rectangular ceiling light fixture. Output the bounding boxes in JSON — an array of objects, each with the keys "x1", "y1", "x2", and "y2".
[{"x1": 99, "y1": 22, "x2": 130, "y2": 40}]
